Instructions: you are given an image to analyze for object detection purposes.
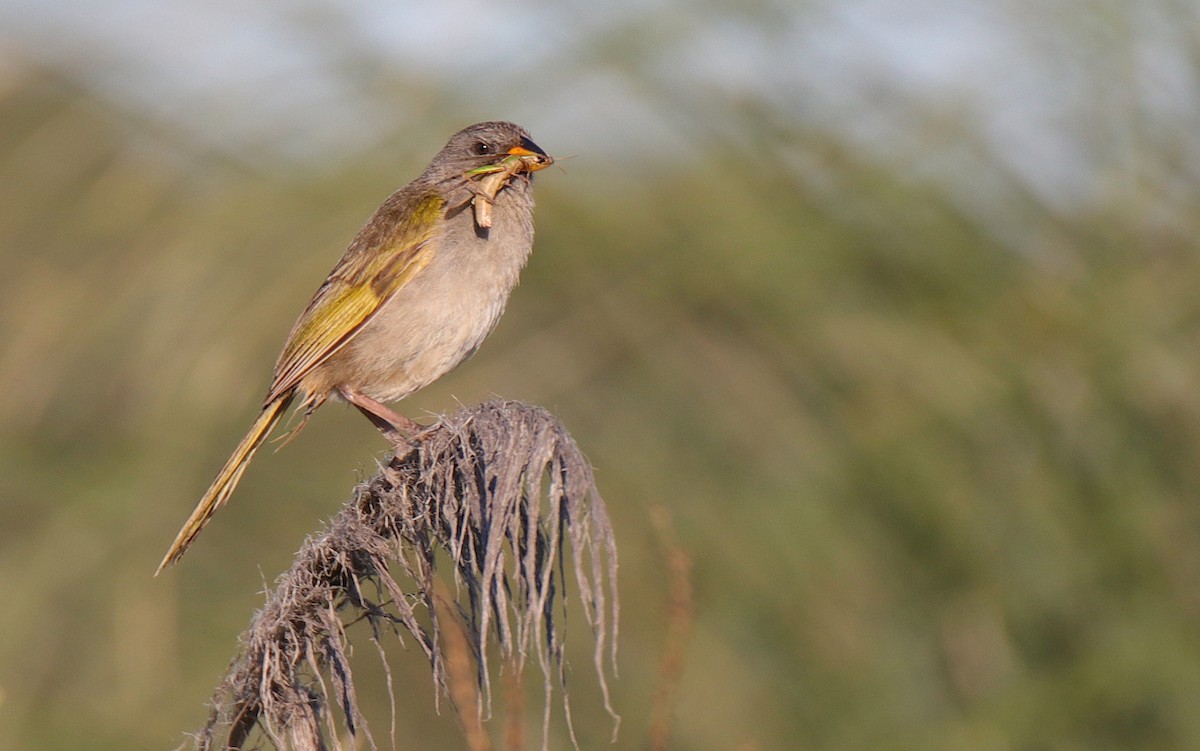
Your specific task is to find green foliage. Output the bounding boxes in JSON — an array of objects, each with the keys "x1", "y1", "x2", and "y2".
[{"x1": 2, "y1": 8, "x2": 1200, "y2": 748}]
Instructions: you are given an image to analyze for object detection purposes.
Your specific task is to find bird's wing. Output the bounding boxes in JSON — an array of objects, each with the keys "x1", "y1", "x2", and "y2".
[{"x1": 265, "y1": 193, "x2": 445, "y2": 404}]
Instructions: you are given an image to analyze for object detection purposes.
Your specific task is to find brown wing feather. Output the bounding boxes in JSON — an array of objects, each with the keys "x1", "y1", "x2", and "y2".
[{"x1": 265, "y1": 193, "x2": 445, "y2": 404}]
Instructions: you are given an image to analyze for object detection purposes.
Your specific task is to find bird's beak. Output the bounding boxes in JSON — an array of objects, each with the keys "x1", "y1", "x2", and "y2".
[{"x1": 507, "y1": 136, "x2": 553, "y2": 171}]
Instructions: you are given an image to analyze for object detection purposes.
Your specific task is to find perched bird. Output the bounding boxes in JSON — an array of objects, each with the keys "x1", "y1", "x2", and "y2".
[{"x1": 157, "y1": 121, "x2": 553, "y2": 574}]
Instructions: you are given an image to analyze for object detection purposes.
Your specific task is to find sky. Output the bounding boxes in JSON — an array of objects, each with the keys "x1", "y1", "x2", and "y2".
[{"x1": 0, "y1": 0, "x2": 1195, "y2": 216}]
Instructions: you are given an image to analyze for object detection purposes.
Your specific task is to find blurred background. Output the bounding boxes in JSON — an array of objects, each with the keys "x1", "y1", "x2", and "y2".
[{"x1": 3, "y1": 1, "x2": 1200, "y2": 749}]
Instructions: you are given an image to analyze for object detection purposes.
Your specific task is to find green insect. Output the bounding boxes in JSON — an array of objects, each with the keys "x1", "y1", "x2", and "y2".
[{"x1": 466, "y1": 153, "x2": 543, "y2": 229}]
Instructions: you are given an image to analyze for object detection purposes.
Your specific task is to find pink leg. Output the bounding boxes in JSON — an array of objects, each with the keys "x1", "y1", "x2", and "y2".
[{"x1": 339, "y1": 386, "x2": 423, "y2": 445}]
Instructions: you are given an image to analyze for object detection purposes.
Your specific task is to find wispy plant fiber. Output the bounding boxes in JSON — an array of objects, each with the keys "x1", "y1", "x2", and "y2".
[{"x1": 195, "y1": 400, "x2": 618, "y2": 751}]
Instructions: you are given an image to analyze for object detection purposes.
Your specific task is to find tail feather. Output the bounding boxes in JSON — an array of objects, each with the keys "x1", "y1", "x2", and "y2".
[{"x1": 155, "y1": 393, "x2": 293, "y2": 575}]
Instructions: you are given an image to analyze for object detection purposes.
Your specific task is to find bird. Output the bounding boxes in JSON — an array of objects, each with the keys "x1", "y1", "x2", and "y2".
[{"x1": 156, "y1": 121, "x2": 553, "y2": 574}]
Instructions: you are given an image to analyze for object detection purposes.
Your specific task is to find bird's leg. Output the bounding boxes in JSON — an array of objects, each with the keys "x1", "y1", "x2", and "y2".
[{"x1": 338, "y1": 386, "x2": 423, "y2": 447}]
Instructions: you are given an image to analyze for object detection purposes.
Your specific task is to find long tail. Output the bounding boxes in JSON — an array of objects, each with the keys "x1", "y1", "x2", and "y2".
[{"x1": 156, "y1": 393, "x2": 294, "y2": 575}]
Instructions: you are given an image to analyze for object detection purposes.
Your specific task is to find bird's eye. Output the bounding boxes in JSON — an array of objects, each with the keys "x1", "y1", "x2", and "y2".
[{"x1": 472, "y1": 142, "x2": 493, "y2": 156}]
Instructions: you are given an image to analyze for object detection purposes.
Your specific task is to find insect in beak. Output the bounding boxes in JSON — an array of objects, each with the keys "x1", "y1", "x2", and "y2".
[{"x1": 466, "y1": 142, "x2": 554, "y2": 228}]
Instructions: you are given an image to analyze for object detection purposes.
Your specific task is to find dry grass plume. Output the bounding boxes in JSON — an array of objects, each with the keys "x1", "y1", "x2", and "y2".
[{"x1": 193, "y1": 400, "x2": 618, "y2": 751}]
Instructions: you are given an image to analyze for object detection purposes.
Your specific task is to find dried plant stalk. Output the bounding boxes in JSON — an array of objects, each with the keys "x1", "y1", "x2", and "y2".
[{"x1": 194, "y1": 400, "x2": 619, "y2": 751}]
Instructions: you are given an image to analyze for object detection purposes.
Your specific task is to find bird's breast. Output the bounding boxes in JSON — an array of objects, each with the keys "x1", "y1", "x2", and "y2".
[{"x1": 316, "y1": 184, "x2": 536, "y2": 403}]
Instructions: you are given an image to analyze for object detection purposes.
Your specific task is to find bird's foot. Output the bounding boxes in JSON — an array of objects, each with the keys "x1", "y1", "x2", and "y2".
[{"x1": 339, "y1": 387, "x2": 428, "y2": 453}]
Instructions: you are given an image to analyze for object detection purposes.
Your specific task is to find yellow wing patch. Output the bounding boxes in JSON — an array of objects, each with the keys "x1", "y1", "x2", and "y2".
[{"x1": 266, "y1": 194, "x2": 444, "y2": 403}]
